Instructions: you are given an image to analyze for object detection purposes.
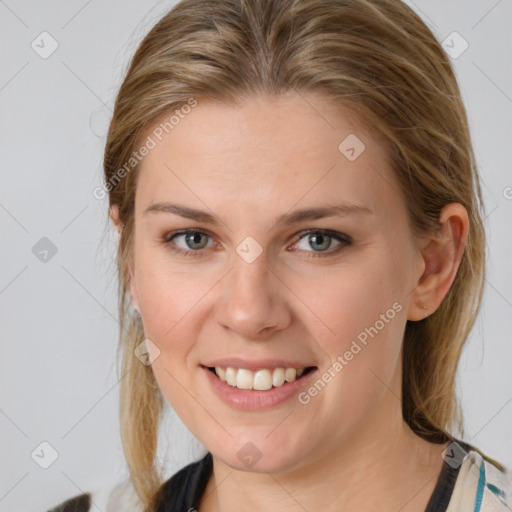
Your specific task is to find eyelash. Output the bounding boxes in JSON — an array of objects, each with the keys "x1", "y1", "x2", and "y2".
[{"x1": 161, "y1": 228, "x2": 352, "y2": 259}]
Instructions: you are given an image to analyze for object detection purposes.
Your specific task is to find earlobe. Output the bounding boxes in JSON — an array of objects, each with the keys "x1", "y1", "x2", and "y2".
[
  {"x1": 111, "y1": 204, "x2": 139, "y2": 312},
  {"x1": 130, "y1": 275, "x2": 140, "y2": 314},
  {"x1": 407, "y1": 203, "x2": 469, "y2": 321},
  {"x1": 110, "y1": 204, "x2": 124, "y2": 235},
  {"x1": 128, "y1": 259, "x2": 141, "y2": 313}
]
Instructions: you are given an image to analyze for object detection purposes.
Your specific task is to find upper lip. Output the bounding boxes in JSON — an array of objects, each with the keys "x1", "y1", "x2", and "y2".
[{"x1": 202, "y1": 357, "x2": 316, "y2": 371}]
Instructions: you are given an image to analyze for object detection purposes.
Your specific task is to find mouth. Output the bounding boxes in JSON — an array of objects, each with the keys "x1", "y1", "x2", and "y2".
[{"x1": 204, "y1": 365, "x2": 317, "y2": 391}]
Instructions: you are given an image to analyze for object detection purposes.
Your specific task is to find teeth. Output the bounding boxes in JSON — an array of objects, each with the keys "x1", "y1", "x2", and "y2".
[
  {"x1": 213, "y1": 366, "x2": 309, "y2": 390},
  {"x1": 236, "y1": 368, "x2": 254, "y2": 390},
  {"x1": 225, "y1": 367, "x2": 237, "y2": 386},
  {"x1": 215, "y1": 366, "x2": 226, "y2": 381},
  {"x1": 285, "y1": 368, "x2": 296, "y2": 382},
  {"x1": 273, "y1": 367, "x2": 286, "y2": 387},
  {"x1": 253, "y1": 369, "x2": 273, "y2": 391}
]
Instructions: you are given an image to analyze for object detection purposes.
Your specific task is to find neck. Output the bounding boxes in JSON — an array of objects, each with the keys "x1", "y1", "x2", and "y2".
[{"x1": 199, "y1": 381, "x2": 448, "y2": 512}]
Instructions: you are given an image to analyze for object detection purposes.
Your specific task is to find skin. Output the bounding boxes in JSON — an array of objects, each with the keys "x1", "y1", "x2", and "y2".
[{"x1": 111, "y1": 91, "x2": 469, "y2": 511}]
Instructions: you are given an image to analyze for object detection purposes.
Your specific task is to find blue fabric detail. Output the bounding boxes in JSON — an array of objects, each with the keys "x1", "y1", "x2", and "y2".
[
  {"x1": 473, "y1": 463, "x2": 486, "y2": 512},
  {"x1": 486, "y1": 482, "x2": 505, "y2": 498}
]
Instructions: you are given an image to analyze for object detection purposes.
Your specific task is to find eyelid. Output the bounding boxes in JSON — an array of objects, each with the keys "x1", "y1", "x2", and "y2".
[
  {"x1": 291, "y1": 228, "x2": 352, "y2": 245},
  {"x1": 162, "y1": 228, "x2": 212, "y2": 243}
]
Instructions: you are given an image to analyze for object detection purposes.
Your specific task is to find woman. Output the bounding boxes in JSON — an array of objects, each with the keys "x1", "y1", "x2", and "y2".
[{"x1": 47, "y1": 0, "x2": 511, "y2": 510}]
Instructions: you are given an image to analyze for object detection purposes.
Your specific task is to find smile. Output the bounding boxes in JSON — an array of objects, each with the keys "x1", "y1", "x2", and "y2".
[{"x1": 208, "y1": 366, "x2": 316, "y2": 390}]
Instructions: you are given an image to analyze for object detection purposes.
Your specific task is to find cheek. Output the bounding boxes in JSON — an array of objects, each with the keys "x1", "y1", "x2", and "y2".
[
  {"x1": 135, "y1": 255, "x2": 215, "y2": 342},
  {"x1": 309, "y1": 304, "x2": 405, "y2": 431},
  {"x1": 294, "y1": 255, "x2": 402, "y2": 343},
  {"x1": 135, "y1": 265, "x2": 209, "y2": 419},
  {"x1": 297, "y1": 253, "x2": 406, "y2": 394}
]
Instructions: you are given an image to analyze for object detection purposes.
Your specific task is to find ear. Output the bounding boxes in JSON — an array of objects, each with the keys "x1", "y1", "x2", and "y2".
[
  {"x1": 109, "y1": 204, "x2": 140, "y2": 313},
  {"x1": 407, "y1": 203, "x2": 469, "y2": 321},
  {"x1": 109, "y1": 204, "x2": 123, "y2": 235},
  {"x1": 129, "y1": 271, "x2": 140, "y2": 314}
]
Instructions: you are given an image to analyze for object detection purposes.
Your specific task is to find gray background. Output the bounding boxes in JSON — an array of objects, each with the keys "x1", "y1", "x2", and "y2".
[{"x1": 0, "y1": 1, "x2": 511, "y2": 511}]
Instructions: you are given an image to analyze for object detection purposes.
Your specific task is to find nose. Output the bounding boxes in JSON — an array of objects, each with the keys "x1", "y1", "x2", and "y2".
[{"x1": 214, "y1": 251, "x2": 292, "y2": 340}]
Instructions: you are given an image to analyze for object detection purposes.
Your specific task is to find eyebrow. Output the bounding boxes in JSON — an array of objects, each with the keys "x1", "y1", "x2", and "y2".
[{"x1": 143, "y1": 201, "x2": 373, "y2": 228}]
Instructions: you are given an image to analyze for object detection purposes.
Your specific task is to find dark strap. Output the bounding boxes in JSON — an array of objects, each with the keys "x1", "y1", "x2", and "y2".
[
  {"x1": 46, "y1": 493, "x2": 91, "y2": 512},
  {"x1": 424, "y1": 441, "x2": 474, "y2": 512},
  {"x1": 156, "y1": 451, "x2": 213, "y2": 511}
]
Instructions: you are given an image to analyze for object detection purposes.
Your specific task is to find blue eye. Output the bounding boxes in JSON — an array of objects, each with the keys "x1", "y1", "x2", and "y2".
[
  {"x1": 164, "y1": 230, "x2": 214, "y2": 256},
  {"x1": 162, "y1": 228, "x2": 351, "y2": 258},
  {"x1": 290, "y1": 229, "x2": 351, "y2": 258}
]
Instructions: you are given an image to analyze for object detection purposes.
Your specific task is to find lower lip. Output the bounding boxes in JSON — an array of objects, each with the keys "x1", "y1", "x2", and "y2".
[{"x1": 201, "y1": 366, "x2": 318, "y2": 411}]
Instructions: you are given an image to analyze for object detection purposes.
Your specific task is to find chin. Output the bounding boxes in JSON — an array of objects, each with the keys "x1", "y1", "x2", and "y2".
[{"x1": 210, "y1": 437, "x2": 308, "y2": 475}]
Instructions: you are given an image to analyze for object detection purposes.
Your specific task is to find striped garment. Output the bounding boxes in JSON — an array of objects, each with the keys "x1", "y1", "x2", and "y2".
[
  {"x1": 46, "y1": 441, "x2": 512, "y2": 512},
  {"x1": 445, "y1": 448, "x2": 512, "y2": 511}
]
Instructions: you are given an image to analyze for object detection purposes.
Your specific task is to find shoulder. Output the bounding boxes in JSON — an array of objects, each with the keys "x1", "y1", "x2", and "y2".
[{"x1": 447, "y1": 440, "x2": 512, "y2": 512}]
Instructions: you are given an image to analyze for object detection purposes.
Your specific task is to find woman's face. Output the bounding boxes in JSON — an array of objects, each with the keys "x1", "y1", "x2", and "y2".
[{"x1": 129, "y1": 92, "x2": 426, "y2": 473}]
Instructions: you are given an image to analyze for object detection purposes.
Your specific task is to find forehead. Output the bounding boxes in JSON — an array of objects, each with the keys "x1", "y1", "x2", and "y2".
[{"x1": 135, "y1": 92, "x2": 403, "y2": 221}]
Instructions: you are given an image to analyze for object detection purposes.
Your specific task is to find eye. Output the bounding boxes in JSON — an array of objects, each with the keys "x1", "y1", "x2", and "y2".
[
  {"x1": 162, "y1": 228, "x2": 351, "y2": 258},
  {"x1": 163, "y1": 229, "x2": 214, "y2": 256},
  {"x1": 290, "y1": 229, "x2": 351, "y2": 257}
]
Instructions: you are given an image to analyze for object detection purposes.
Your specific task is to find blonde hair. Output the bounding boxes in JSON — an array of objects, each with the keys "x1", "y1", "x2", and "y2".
[{"x1": 104, "y1": 0, "x2": 487, "y2": 509}]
